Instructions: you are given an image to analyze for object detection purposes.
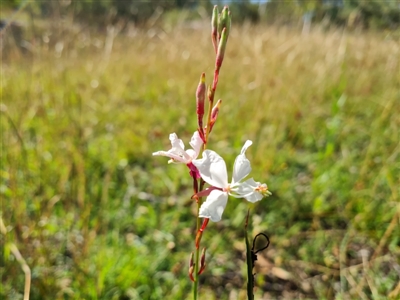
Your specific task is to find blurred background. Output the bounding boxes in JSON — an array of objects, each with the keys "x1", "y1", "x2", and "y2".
[{"x1": 1, "y1": 0, "x2": 399, "y2": 299}]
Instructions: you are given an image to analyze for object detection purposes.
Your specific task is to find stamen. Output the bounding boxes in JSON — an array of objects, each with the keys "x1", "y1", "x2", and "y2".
[
  {"x1": 255, "y1": 184, "x2": 272, "y2": 196},
  {"x1": 223, "y1": 184, "x2": 231, "y2": 193}
]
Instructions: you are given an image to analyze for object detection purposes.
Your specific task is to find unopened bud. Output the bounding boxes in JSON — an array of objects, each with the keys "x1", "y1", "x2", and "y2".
[
  {"x1": 226, "y1": 10, "x2": 231, "y2": 38},
  {"x1": 219, "y1": 6, "x2": 231, "y2": 40},
  {"x1": 198, "y1": 247, "x2": 207, "y2": 275},
  {"x1": 196, "y1": 73, "x2": 206, "y2": 139},
  {"x1": 216, "y1": 28, "x2": 228, "y2": 71},
  {"x1": 211, "y1": 99, "x2": 221, "y2": 121},
  {"x1": 211, "y1": 6, "x2": 219, "y2": 53},
  {"x1": 209, "y1": 99, "x2": 222, "y2": 132},
  {"x1": 196, "y1": 73, "x2": 206, "y2": 117},
  {"x1": 188, "y1": 252, "x2": 195, "y2": 282},
  {"x1": 207, "y1": 85, "x2": 212, "y2": 101},
  {"x1": 189, "y1": 266, "x2": 195, "y2": 282},
  {"x1": 189, "y1": 252, "x2": 194, "y2": 267},
  {"x1": 217, "y1": 11, "x2": 223, "y2": 40}
]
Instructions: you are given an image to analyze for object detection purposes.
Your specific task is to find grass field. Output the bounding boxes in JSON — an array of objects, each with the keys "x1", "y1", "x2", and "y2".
[{"x1": 2, "y1": 18, "x2": 400, "y2": 299}]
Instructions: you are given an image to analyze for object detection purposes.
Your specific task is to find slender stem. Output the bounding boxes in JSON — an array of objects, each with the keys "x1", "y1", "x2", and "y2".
[
  {"x1": 244, "y1": 210, "x2": 254, "y2": 300},
  {"x1": 193, "y1": 179, "x2": 205, "y2": 300},
  {"x1": 193, "y1": 202, "x2": 201, "y2": 299},
  {"x1": 194, "y1": 65, "x2": 216, "y2": 299},
  {"x1": 193, "y1": 18, "x2": 223, "y2": 298},
  {"x1": 204, "y1": 98, "x2": 213, "y2": 144}
]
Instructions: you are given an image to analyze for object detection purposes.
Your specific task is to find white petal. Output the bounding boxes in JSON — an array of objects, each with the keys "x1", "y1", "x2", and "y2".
[
  {"x1": 240, "y1": 140, "x2": 253, "y2": 154},
  {"x1": 192, "y1": 150, "x2": 228, "y2": 189},
  {"x1": 232, "y1": 140, "x2": 253, "y2": 183},
  {"x1": 152, "y1": 150, "x2": 187, "y2": 163},
  {"x1": 232, "y1": 155, "x2": 251, "y2": 183},
  {"x1": 185, "y1": 149, "x2": 197, "y2": 160},
  {"x1": 189, "y1": 131, "x2": 203, "y2": 159},
  {"x1": 153, "y1": 133, "x2": 192, "y2": 163},
  {"x1": 168, "y1": 133, "x2": 191, "y2": 162},
  {"x1": 169, "y1": 133, "x2": 185, "y2": 150},
  {"x1": 231, "y1": 178, "x2": 263, "y2": 203},
  {"x1": 199, "y1": 190, "x2": 228, "y2": 222}
]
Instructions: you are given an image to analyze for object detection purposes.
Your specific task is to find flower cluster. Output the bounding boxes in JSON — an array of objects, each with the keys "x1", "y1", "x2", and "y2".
[{"x1": 153, "y1": 137, "x2": 271, "y2": 222}]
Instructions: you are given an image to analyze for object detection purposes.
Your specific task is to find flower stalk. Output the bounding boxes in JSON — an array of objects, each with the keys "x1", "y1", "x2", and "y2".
[
  {"x1": 245, "y1": 210, "x2": 254, "y2": 300},
  {"x1": 193, "y1": 7, "x2": 231, "y2": 299},
  {"x1": 153, "y1": 5, "x2": 271, "y2": 299}
]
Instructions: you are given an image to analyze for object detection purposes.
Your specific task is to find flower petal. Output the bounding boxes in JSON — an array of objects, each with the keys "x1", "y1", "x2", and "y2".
[
  {"x1": 189, "y1": 131, "x2": 203, "y2": 159},
  {"x1": 185, "y1": 149, "x2": 197, "y2": 161},
  {"x1": 232, "y1": 140, "x2": 253, "y2": 183},
  {"x1": 199, "y1": 190, "x2": 228, "y2": 222},
  {"x1": 167, "y1": 133, "x2": 191, "y2": 162},
  {"x1": 240, "y1": 140, "x2": 253, "y2": 155},
  {"x1": 193, "y1": 150, "x2": 228, "y2": 188},
  {"x1": 152, "y1": 150, "x2": 186, "y2": 163},
  {"x1": 231, "y1": 178, "x2": 264, "y2": 202},
  {"x1": 169, "y1": 133, "x2": 185, "y2": 150},
  {"x1": 154, "y1": 133, "x2": 202, "y2": 164}
]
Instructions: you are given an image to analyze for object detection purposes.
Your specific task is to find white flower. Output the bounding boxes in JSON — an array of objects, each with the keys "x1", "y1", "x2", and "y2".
[
  {"x1": 193, "y1": 140, "x2": 270, "y2": 222},
  {"x1": 153, "y1": 131, "x2": 203, "y2": 164}
]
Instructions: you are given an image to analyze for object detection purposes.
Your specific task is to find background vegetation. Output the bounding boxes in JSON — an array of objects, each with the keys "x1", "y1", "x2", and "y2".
[
  {"x1": 1, "y1": 1, "x2": 400, "y2": 299},
  {"x1": 3, "y1": 0, "x2": 400, "y2": 29}
]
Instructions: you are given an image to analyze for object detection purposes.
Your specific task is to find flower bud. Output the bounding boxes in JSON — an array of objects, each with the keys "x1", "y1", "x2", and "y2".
[
  {"x1": 198, "y1": 247, "x2": 207, "y2": 275},
  {"x1": 217, "y1": 6, "x2": 231, "y2": 41},
  {"x1": 217, "y1": 11, "x2": 223, "y2": 40},
  {"x1": 226, "y1": 10, "x2": 231, "y2": 38},
  {"x1": 209, "y1": 99, "x2": 222, "y2": 132},
  {"x1": 219, "y1": 6, "x2": 231, "y2": 40},
  {"x1": 207, "y1": 85, "x2": 212, "y2": 101},
  {"x1": 196, "y1": 73, "x2": 206, "y2": 139},
  {"x1": 189, "y1": 252, "x2": 194, "y2": 267},
  {"x1": 216, "y1": 28, "x2": 228, "y2": 71},
  {"x1": 188, "y1": 252, "x2": 195, "y2": 282},
  {"x1": 196, "y1": 73, "x2": 206, "y2": 117},
  {"x1": 211, "y1": 6, "x2": 219, "y2": 53}
]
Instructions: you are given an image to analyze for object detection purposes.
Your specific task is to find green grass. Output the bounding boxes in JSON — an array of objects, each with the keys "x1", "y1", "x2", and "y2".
[{"x1": 1, "y1": 21, "x2": 399, "y2": 299}]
